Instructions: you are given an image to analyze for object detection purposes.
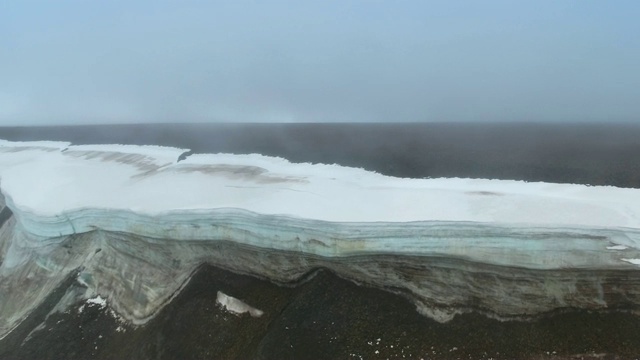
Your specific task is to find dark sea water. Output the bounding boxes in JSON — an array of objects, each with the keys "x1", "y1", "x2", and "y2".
[
  {"x1": 3, "y1": 122, "x2": 640, "y2": 359},
  {"x1": 3, "y1": 122, "x2": 640, "y2": 187}
]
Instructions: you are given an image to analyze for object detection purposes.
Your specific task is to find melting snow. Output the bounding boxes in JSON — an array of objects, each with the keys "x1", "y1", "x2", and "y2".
[
  {"x1": 216, "y1": 291, "x2": 264, "y2": 318},
  {"x1": 86, "y1": 295, "x2": 107, "y2": 308},
  {"x1": 79, "y1": 295, "x2": 107, "y2": 313}
]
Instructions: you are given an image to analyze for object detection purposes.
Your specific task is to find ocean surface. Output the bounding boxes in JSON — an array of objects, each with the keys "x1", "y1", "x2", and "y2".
[{"x1": 3, "y1": 122, "x2": 640, "y2": 187}]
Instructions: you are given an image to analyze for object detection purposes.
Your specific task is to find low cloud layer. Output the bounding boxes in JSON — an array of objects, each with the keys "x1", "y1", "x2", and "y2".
[{"x1": 1, "y1": 1, "x2": 639, "y2": 125}]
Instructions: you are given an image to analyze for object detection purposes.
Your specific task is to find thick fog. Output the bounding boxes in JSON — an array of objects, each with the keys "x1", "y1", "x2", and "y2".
[{"x1": 1, "y1": 0, "x2": 639, "y2": 125}]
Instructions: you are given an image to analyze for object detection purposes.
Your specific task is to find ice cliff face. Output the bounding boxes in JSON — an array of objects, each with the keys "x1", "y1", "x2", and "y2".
[{"x1": 2, "y1": 140, "x2": 640, "y2": 339}]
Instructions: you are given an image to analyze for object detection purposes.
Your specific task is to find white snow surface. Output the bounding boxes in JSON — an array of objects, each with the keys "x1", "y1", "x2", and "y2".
[
  {"x1": 0, "y1": 139, "x2": 70, "y2": 149},
  {"x1": 86, "y1": 295, "x2": 107, "y2": 308},
  {"x1": 621, "y1": 259, "x2": 640, "y2": 265},
  {"x1": 67, "y1": 143, "x2": 188, "y2": 164},
  {"x1": 216, "y1": 291, "x2": 264, "y2": 317},
  {"x1": 1, "y1": 139, "x2": 640, "y2": 229}
]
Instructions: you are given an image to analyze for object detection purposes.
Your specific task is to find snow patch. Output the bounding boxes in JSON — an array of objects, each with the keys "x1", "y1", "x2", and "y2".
[
  {"x1": 86, "y1": 295, "x2": 107, "y2": 308},
  {"x1": 607, "y1": 245, "x2": 628, "y2": 250},
  {"x1": 216, "y1": 291, "x2": 264, "y2": 318},
  {"x1": 79, "y1": 295, "x2": 107, "y2": 313},
  {"x1": 621, "y1": 258, "x2": 640, "y2": 265}
]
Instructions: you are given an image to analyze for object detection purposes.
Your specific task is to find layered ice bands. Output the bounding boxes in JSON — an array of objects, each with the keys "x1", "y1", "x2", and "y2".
[{"x1": 2, "y1": 139, "x2": 640, "y2": 338}]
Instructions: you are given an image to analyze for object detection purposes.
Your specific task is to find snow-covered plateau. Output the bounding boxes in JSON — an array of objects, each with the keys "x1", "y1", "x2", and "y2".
[{"x1": 2, "y1": 139, "x2": 640, "y2": 338}]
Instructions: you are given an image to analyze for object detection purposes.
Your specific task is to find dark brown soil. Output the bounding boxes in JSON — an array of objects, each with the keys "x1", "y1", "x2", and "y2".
[{"x1": 3, "y1": 266, "x2": 640, "y2": 359}]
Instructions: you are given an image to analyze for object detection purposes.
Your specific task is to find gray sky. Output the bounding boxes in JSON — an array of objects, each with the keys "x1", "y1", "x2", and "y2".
[{"x1": 1, "y1": 0, "x2": 639, "y2": 125}]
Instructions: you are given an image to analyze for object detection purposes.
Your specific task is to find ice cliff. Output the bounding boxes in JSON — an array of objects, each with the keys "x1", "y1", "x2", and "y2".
[{"x1": 2, "y1": 139, "x2": 640, "y2": 339}]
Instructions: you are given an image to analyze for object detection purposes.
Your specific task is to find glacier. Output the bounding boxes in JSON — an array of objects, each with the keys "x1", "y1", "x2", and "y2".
[{"x1": 2, "y1": 139, "x2": 640, "y2": 339}]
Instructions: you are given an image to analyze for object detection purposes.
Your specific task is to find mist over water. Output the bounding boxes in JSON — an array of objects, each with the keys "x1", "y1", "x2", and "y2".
[{"x1": 2, "y1": 122, "x2": 640, "y2": 187}]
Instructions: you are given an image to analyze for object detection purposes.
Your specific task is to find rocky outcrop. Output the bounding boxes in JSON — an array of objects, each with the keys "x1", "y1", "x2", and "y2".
[{"x1": 3, "y1": 207, "x2": 640, "y2": 339}]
